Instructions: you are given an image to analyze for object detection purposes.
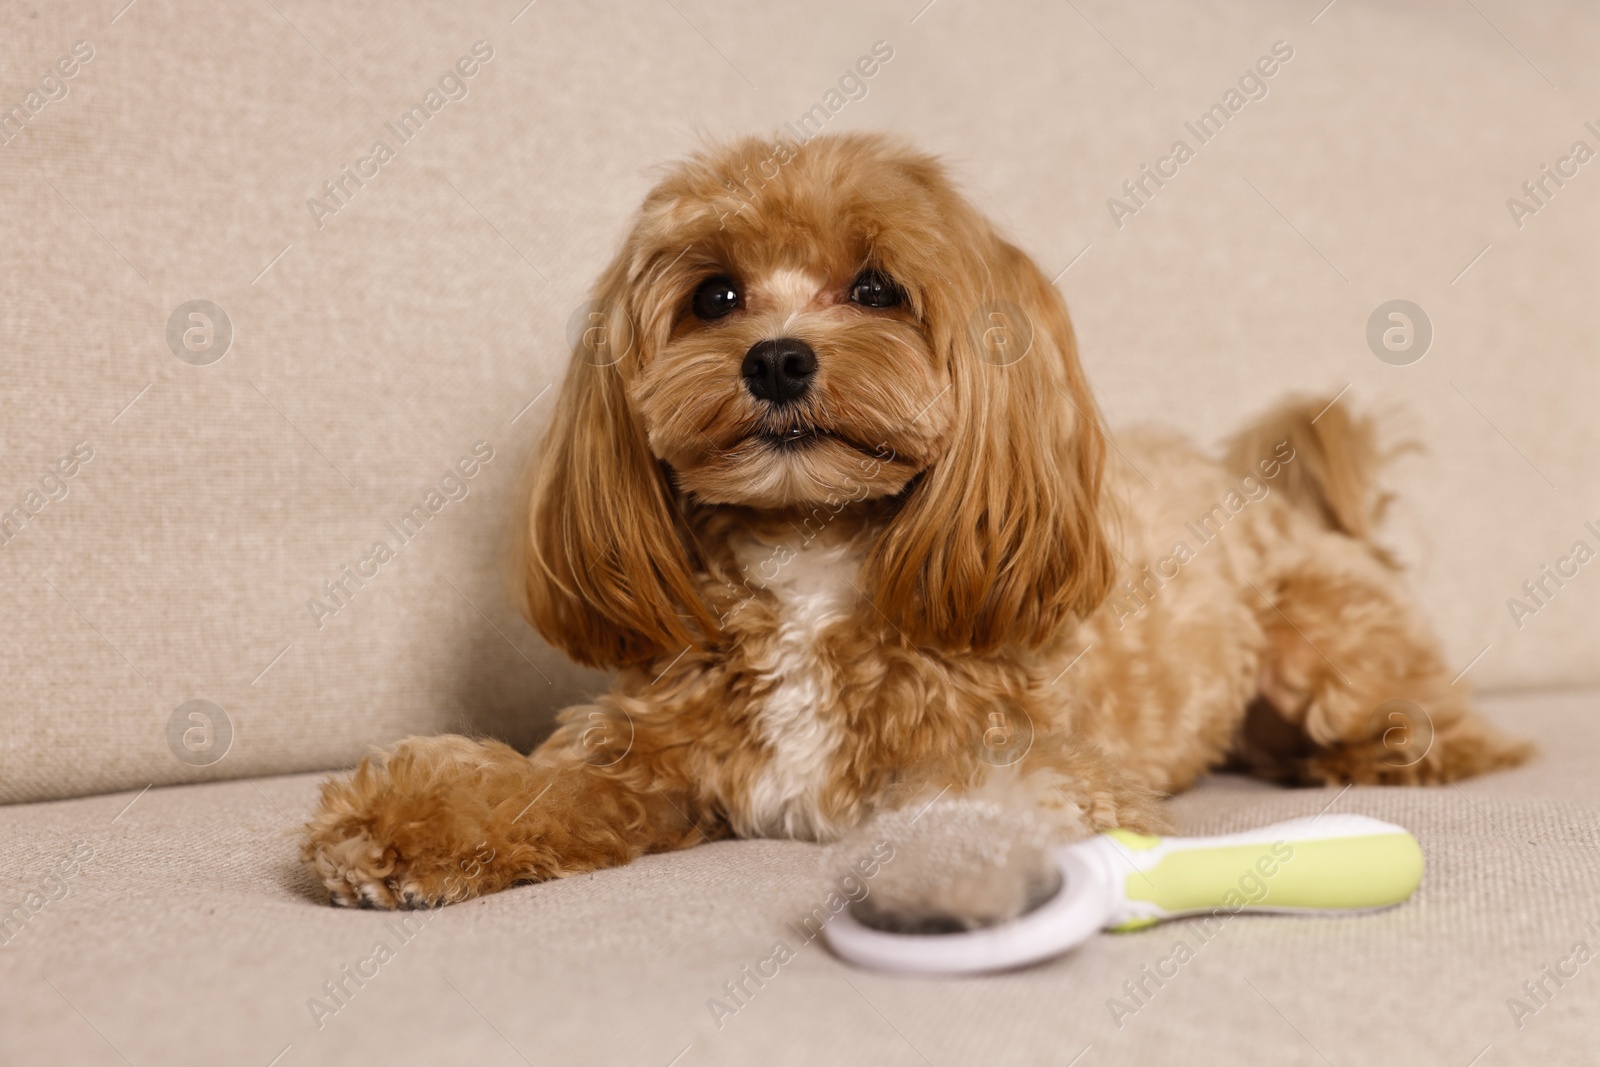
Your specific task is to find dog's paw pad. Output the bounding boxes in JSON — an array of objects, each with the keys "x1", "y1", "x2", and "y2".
[
  {"x1": 394, "y1": 883, "x2": 440, "y2": 910},
  {"x1": 356, "y1": 880, "x2": 397, "y2": 909},
  {"x1": 304, "y1": 829, "x2": 406, "y2": 910}
]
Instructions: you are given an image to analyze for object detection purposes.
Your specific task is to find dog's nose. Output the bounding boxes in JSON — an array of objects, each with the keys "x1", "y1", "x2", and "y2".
[{"x1": 742, "y1": 338, "x2": 817, "y2": 403}]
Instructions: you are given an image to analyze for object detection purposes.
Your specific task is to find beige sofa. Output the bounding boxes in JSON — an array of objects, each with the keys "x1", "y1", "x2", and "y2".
[{"x1": 4, "y1": 0, "x2": 1598, "y2": 1063}]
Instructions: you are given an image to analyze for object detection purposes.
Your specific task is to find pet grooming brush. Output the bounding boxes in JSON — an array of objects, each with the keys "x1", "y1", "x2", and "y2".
[{"x1": 823, "y1": 814, "x2": 1423, "y2": 976}]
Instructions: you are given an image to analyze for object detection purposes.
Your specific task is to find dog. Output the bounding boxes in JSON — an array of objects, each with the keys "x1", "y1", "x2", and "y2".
[{"x1": 302, "y1": 132, "x2": 1530, "y2": 911}]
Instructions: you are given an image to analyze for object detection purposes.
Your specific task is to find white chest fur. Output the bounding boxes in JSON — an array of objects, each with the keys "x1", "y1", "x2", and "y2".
[{"x1": 732, "y1": 536, "x2": 858, "y2": 841}]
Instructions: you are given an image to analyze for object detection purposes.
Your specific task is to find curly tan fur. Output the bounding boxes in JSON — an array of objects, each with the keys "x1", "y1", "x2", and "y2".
[{"x1": 303, "y1": 133, "x2": 1530, "y2": 910}]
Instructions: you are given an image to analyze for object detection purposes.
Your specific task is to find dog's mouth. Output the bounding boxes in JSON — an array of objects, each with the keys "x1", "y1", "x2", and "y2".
[
  {"x1": 674, "y1": 419, "x2": 916, "y2": 507},
  {"x1": 753, "y1": 425, "x2": 884, "y2": 458},
  {"x1": 757, "y1": 426, "x2": 828, "y2": 451}
]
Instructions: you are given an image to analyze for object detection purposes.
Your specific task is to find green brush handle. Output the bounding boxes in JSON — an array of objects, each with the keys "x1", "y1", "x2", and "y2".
[{"x1": 1076, "y1": 814, "x2": 1423, "y2": 931}]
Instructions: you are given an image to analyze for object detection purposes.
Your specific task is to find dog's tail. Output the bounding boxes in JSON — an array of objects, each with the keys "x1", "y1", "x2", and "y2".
[{"x1": 1224, "y1": 394, "x2": 1401, "y2": 550}]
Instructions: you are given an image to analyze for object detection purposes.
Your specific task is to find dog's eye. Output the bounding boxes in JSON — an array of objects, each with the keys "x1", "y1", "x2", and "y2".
[
  {"x1": 849, "y1": 269, "x2": 903, "y2": 309},
  {"x1": 692, "y1": 276, "x2": 741, "y2": 321}
]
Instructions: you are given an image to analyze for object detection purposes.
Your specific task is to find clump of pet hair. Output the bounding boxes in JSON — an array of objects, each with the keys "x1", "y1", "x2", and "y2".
[{"x1": 827, "y1": 778, "x2": 1081, "y2": 934}]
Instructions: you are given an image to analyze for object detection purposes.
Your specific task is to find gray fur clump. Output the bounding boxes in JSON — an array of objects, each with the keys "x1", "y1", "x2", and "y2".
[{"x1": 829, "y1": 789, "x2": 1068, "y2": 933}]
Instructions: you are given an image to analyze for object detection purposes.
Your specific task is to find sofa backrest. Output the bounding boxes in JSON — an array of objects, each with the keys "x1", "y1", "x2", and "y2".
[{"x1": 3, "y1": 1, "x2": 1596, "y2": 803}]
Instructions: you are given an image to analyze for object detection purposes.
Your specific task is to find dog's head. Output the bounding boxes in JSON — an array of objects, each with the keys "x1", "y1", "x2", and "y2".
[{"x1": 524, "y1": 133, "x2": 1111, "y2": 667}]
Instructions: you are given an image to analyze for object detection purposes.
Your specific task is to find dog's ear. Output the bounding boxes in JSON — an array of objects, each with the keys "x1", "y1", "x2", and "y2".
[
  {"x1": 521, "y1": 256, "x2": 717, "y2": 669},
  {"x1": 864, "y1": 234, "x2": 1113, "y2": 653}
]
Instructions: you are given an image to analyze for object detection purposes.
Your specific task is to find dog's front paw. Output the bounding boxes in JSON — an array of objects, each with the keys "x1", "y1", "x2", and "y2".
[
  {"x1": 302, "y1": 820, "x2": 491, "y2": 910},
  {"x1": 301, "y1": 736, "x2": 524, "y2": 909}
]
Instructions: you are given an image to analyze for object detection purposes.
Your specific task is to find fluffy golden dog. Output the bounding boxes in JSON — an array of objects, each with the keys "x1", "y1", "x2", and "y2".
[{"x1": 303, "y1": 132, "x2": 1529, "y2": 910}]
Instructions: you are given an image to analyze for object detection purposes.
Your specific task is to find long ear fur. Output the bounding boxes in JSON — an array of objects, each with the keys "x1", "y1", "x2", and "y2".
[
  {"x1": 522, "y1": 256, "x2": 717, "y2": 669},
  {"x1": 865, "y1": 234, "x2": 1113, "y2": 653}
]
